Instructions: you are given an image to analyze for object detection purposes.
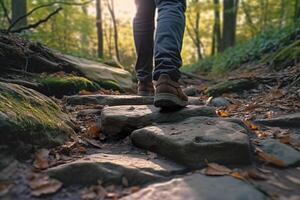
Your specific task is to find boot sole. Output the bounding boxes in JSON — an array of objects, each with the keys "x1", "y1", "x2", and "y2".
[{"x1": 154, "y1": 93, "x2": 188, "y2": 108}]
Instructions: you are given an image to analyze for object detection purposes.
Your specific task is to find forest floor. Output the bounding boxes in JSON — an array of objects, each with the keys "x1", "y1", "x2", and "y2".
[{"x1": 1, "y1": 62, "x2": 300, "y2": 200}]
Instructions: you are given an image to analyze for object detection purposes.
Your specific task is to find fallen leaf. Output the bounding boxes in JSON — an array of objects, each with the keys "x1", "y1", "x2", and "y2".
[
  {"x1": 216, "y1": 110, "x2": 230, "y2": 117},
  {"x1": 244, "y1": 120, "x2": 259, "y2": 130},
  {"x1": 0, "y1": 181, "x2": 12, "y2": 197},
  {"x1": 230, "y1": 171, "x2": 246, "y2": 180},
  {"x1": 27, "y1": 174, "x2": 62, "y2": 197},
  {"x1": 265, "y1": 111, "x2": 274, "y2": 119},
  {"x1": 33, "y1": 149, "x2": 50, "y2": 170},
  {"x1": 267, "y1": 90, "x2": 285, "y2": 100},
  {"x1": 201, "y1": 163, "x2": 232, "y2": 176},
  {"x1": 286, "y1": 175, "x2": 300, "y2": 185},
  {"x1": 129, "y1": 186, "x2": 140, "y2": 193},
  {"x1": 229, "y1": 169, "x2": 267, "y2": 181},
  {"x1": 278, "y1": 135, "x2": 291, "y2": 144},
  {"x1": 87, "y1": 123, "x2": 101, "y2": 138},
  {"x1": 81, "y1": 184, "x2": 107, "y2": 200},
  {"x1": 256, "y1": 149, "x2": 286, "y2": 167}
]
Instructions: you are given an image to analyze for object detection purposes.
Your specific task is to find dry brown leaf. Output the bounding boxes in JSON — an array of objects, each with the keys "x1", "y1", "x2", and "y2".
[
  {"x1": 286, "y1": 176, "x2": 300, "y2": 185},
  {"x1": 0, "y1": 181, "x2": 12, "y2": 196},
  {"x1": 244, "y1": 120, "x2": 259, "y2": 130},
  {"x1": 33, "y1": 149, "x2": 50, "y2": 170},
  {"x1": 268, "y1": 90, "x2": 285, "y2": 100},
  {"x1": 256, "y1": 149, "x2": 286, "y2": 167},
  {"x1": 229, "y1": 169, "x2": 267, "y2": 181},
  {"x1": 28, "y1": 174, "x2": 62, "y2": 197},
  {"x1": 87, "y1": 123, "x2": 101, "y2": 138},
  {"x1": 129, "y1": 186, "x2": 140, "y2": 194},
  {"x1": 278, "y1": 135, "x2": 291, "y2": 144},
  {"x1": 265, "y1": 111, "x2": 274, "y2": 119},
  {"x1": 230, "y1": 172, "x2": 246, "y2": 180},
  {"x1": 216, "y1": 110, "x2": 230, "y2": 117},
  {"x1": 202, "y1": 163, "x2": 232, "y2": 176},
  {"x1": 81, "y1": 184, "x2": 107, "y2": 200}
]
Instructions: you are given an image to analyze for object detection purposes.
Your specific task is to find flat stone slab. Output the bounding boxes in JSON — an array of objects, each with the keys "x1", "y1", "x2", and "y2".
[
  {"x1": 48, "y1": 153, "x2": 187, "y2": 186},
  {"x1": 259, "y1": 139, "x2": 300, "y2": 167},
  {"x1": 120, "y1": 174, "x2": 267, "y2": 200},
  {"x1": 131, "y1": 117, "x2": 251, "y2": 168},
  {"x1": 101, "y1": 105, "x2": 216, "y2": 138},
  {"x1": 65, "y1": 95, "x2": 203, "y2": 106},
  {"x1": 255, "y1": 113, "x2": 300, "y2": 128}
]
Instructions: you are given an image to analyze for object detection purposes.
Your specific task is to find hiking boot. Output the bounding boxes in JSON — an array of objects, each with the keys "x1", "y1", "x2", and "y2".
[
  {"x1": 154, "y1": 74, "x2": 188, "y2": 108},
  {"x1": 138, "y1": 81, "x2": 154, "y2": 96}
]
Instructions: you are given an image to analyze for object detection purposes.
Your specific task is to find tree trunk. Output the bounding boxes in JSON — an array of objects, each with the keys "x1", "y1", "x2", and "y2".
[
  {"x1": 241, "y1": 0, "x2": 257, "y2": 35},
  {"x1": 107, "y1": 0, "x2": 120, "y2": 62},
  {"x1": 11, "y1": 0, "x2": 27, "y2": 30},
  {"x1": 186, "y1": 0, "x2": 203, "y2": 60},
  {"x1": 222, "y1": 0, "x2": 239, "y2": 51},
  {"x1": 96, "y1": 0, "x2": 104, "y2": 58},
  {"x1": 212, "y1": 0, "x2": 222, "y2": 53},
  {"x1": 279, "y1": 0, "x2": 286, "y2": 27},
  {"x1": 295, "y1": 0, "x2": 300, "y2": 22}
]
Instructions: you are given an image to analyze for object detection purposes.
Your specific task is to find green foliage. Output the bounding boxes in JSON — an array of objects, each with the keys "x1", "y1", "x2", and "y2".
[
  {"x1": 38, "y1": 75, "x2": 100, "y2": 97},
  {"x1": 183, "y1": 23, "x2": 300, "y2": 75}
]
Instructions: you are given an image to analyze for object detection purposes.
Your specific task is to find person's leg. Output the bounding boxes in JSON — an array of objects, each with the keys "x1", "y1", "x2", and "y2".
[
  {"x1": 153, "y1": 0, "x2": 186, "y2": 82},
  {"x1": 133, "y1": 0, "x2": 156, "y2": 95},
  {"x1": 153, "y1": 0, "x2": 188, "y2": 108}
]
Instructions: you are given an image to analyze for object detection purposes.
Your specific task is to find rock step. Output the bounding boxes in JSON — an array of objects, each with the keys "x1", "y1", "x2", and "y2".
[
  {"x1": 120, "y1": 174, "x2": 267, "y2": 200},
  {"x1": 259, "y1": 139, "x2": 300, "y2": 167},
  {"x1": 47, "y1": 153, "x2": 187, "y2": 186},
  {"x1": 131, "y1": 116, "x2": 252, "y2": 168},
  {"x1": 101, "y1": 105, "x2": 217, "y2": 139},
  {"x1": 255, "y1": 112, "x2": 300, "y2": 128},
  {"x1": 65, "y1": 95, "x2": 203, "y2": 106}
]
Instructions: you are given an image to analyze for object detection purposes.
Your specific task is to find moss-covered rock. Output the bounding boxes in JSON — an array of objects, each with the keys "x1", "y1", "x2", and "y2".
[
  {"x1": 0, "y1": 82, "x2": 74, "y2": 149},
  {"x1": 61, "y1": 55, "x2": 134, "y2": 91},
  {"x1": 205, "y1": 78, "x2": 258, "y2": 97},
  {"x1": 38, "y1": 75, "x2": 100, "y2": 98}
]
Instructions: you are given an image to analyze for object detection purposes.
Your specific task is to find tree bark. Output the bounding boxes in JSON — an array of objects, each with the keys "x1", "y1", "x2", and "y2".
[
  {"x1": 212, "y1": 0, "x2": 222, "y2": 54},
  {"x1": 222, "y1": 0, "x2": 239, "y2": 51},
  {"x1": 11, "y1": 0, "x2": 27, "y2": 30},
  {"x1": 107, "y1": 0, "x2": 120, "y2": 62},
  {"x1": 295, "y1": 0, "x2": 300, "y2": 22},
  {"x1": 186, "y1": 0, "x2": 203, "y2": 60},
  {"x1": 96, "y1": 0, "x2": 104, "y2": 58}
]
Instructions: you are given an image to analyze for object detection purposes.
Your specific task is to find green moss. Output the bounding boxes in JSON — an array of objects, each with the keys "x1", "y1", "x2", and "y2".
[
  {"x1": 97, "y1": 80, "x2": 121, "y2": 91},
  {"x1": 205, "y1": 78, "x2": 258, "y2": 97},
  {"x1": 38, "y1": 75, "x2": 100, "y2": 97},
  {"x1": 0, "y1": 82, "x2": 73, "y2": 147}
]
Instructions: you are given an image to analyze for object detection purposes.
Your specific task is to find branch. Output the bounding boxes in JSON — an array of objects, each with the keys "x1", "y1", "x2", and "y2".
[
  {"x1": 0, "y1": 0, "x2": 11, "y2": 24},
  {"x1": 8, "y1": 0, "x2": 94, "y2": 31},
  {"x1": 10, "y1": 7, "x2": 63, "y2": 33}
]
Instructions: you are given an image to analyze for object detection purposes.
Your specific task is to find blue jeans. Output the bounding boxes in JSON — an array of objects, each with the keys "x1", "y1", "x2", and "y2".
[{"x1": 134, "y1": 0, "x2": 186, "y2": 82}]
